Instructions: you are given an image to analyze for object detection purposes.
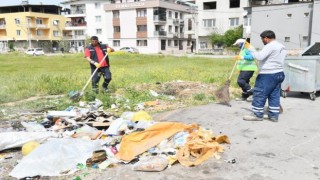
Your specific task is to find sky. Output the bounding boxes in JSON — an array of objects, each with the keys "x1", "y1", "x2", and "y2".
[{"x1": 0, "y1": 0, "x2": 64, "y2": 6}]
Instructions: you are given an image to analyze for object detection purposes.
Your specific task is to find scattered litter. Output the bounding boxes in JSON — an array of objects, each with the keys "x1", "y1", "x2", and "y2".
[{"x1": 132, "y1": 156, "x2": 168, "y2": 172}]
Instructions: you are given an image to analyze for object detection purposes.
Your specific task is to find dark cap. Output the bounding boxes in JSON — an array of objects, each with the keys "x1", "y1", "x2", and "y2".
[{"x1": 91, "y1": 36, "x2": 99, "y2": 40}]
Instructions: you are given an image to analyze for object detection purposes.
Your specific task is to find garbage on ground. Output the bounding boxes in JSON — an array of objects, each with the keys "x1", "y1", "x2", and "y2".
[
  {"x1": 21, "y1": 141, "x2": 40, "y2": 156},
  {"x1": 9, "y1": 138, "x2": 102, "y2": 179},
  {"x1": 132, "y1": 156, "x2": 168, "y2": 172},
  {"x1": 0, "y1": 98, "x2": 230, "y2": 179}
]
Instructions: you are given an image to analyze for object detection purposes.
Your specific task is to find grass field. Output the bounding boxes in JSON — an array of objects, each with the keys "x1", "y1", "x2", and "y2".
[{"x1": 0, "y1": 52, "x2": 246, "y2": 113}]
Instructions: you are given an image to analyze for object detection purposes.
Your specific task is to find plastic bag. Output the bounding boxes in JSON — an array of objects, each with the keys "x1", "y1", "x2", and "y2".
[
  {"x1": 10, "y1": 138, "x2": 102, "y2": 178},
  {"x1": 0, "y1": 132, "x2": 58, "y2": 151},
  {"x1": 132, "y1": 156, "x2": 168, "y2": 172}
]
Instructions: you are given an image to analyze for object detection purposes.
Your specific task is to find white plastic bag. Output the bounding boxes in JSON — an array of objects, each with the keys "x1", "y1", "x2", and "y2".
[
  {"x1": 10, "y1": 138, "x2": 102, "y2": 179},
  {"x1": 0, "y1": 131, "x2": 58, "y2": 151}
]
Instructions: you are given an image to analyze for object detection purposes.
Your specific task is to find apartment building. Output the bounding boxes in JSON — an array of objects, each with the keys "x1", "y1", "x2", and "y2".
[
  {"x1": 62, "y1": 0, "x2": 109, "y2": 51},
  {"x1": 103, "y1": 0, "x2": 196, "y2": 54},
  {"x1": 246, "y1": 0, "x2": 319, "y2": 51},
  {"x1": 195, "y1": 0, "x2": 250, "y2": 52},
  {"x1": 0, "y1": 4, "x2": 70, "y2": 52}
]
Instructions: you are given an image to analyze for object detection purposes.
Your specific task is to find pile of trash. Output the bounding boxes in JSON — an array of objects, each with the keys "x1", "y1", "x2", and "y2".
[{"x1": 0, "y1": 99, "x2": 230, "y2": 179}]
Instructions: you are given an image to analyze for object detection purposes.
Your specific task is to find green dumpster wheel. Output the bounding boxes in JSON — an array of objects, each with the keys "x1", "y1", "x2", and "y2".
[
  {"x1": 281, "y1": 90, "x2": 287, "y2": 98},
  {"x1": 310, "y1": 93, "x2": 316, "y2": 101}
]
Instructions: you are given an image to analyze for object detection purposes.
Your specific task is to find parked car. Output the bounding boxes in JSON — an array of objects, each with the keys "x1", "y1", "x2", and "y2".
[
  {"x1": 119, "y1": 47, "x2": 139, "y2": 53},
  {"x1": 25, "y1": 48, "x2": 45, "y2": 56}
]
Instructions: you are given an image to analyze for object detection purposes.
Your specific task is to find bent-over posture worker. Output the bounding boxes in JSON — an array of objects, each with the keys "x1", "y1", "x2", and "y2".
[{"x1": 84, "y1": 36, "x2": 114, "y2": 93}]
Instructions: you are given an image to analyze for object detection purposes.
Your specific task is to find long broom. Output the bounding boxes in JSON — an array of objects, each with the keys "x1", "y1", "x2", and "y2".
[
  {"x1": 215, "y1": 38, "x2": 248, "y2": 107},
  {"x1": 69, "y1": 53, "x2": 109, "y2": 101}
]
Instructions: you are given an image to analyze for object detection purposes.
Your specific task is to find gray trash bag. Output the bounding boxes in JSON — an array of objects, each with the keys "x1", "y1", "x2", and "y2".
[{"x1": 10, "y1": 138, "x2": 102, "y2": 179}]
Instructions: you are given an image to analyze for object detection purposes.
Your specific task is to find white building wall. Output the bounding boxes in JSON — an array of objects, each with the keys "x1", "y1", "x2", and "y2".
[
  {"x1": 251, "y1": 3, "x2": 312, "y2": 50},
  {"x1": 196, "y1": 0, "x2": 249, "y2": 50}
]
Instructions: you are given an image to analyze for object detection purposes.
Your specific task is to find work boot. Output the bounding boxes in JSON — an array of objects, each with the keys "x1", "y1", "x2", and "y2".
[
  {"x1": 263, "y1": 115, "x2": 278, "y2": 122},
  {"x1": 102, "y1": 87, "x2": 109, "y2": 93},
  {"x1": 92, "y1": 88, "x2": 99, "y2": 94},
  {"x1": 243, "y1": 114, "x2": 263, "y2": 121},
  {"x1": 236, "y1": 97, "x2": 247, "y2": 101},
  {"x1": 246, "y1": 96, "x2": 253, "y2": 102}
]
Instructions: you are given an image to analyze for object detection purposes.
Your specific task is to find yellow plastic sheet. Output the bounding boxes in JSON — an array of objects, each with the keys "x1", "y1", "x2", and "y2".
[
  {"x1": 116, "y1": 122, "x2": 198, "y2": 162},
  {"x1": 177, "y1": 127, "x2": 230, "y2": 167}
]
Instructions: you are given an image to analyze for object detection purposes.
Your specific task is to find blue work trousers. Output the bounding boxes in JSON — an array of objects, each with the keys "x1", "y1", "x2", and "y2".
[{"x1": 252, "y1": 72, "x2": 285, "y2": 119}]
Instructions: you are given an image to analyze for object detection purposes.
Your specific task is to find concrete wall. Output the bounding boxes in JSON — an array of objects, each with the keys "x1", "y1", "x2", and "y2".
[{"x1": 251, "y1": 2, "x2": 313, "y2": 50}]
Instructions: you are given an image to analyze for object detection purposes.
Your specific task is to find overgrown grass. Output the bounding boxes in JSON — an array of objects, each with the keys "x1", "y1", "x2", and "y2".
[{"x1": 0, "y1": 52, "x2": 244, "y2": 112}]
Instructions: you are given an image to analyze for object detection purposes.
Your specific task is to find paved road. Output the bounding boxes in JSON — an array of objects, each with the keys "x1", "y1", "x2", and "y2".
[
  {"x1": 152, "y1": 92, "x2": 320, "y2": 180},
  {"x1": 63, "y1": 92, "x2": 319, "y2": 180}
]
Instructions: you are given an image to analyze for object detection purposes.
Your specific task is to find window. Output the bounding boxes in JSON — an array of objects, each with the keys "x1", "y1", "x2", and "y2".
[
  {"x1": 168, "y1": 11, "x2": 172, "y2": 19},
  {"x1": 113, "y1": 40, "x2": 120, "y2": 47},
  {"x1": 175, "y1": 26, "x2": 178, "y2": 33},
  {"x1": 53, "y1": 31, "x2": 60, "y2": 37},
  {"x1": 188, "y1": 19, "x2": 192, "y2": 30},
  {"x1": 96, "y1": 29, "x2": 102, "y2": 34},
  {"x1": 137, "y1": 25, "x2": 147, "y2": 32},
  {"x1": 203, "y1": 2, "x2": 216, "y2": 10},
  {"x1": 179, "y1": 13, "x2": 183, "y2": 19},
  {"x1": 302, "y1": 36, "x2": 308, "y2": 42},
  {"x1": 114, "y1": 26, "x2": 120, "y2": 32},
  {"x1": 137, "y1": 40, "x2": 147, "y2": 46},
  {"x1": 16, "y1": 30, "x2": 21, "y2": 36},
  {"x1": 113, "y1": 10, "x2": 120, "y2": 18},
  {"x1": 15, "y1": 18, "x2": 20, "y2": 24},
  {"x1": 175, "y1": 12, "x2": 178, "y2": 19},
  {"x1": 168, "y1": 40, "x2": 172, "y2": 46},
  {"x1": 137, "y1": 9, "x2": 147, "y2": 17},
  {"x1": 153, "y1": 7, "x2": 166, "y2": 21},
  {"x1": 200, "y1": 42, "x2": 207, "y2": 49},
  {"x1": 53, "y1": 20, "x2": 59, "y2": 25},
  {"x1": 203, "y1": 19, "x2": 216, "y2": 28},
  {"x1": 244, "y1": 17, "x2": 251, "y2": 26},
  {"x1": 229, "y1": 17, "x2": 239, "y2": 27},
  {"x1": 95, "y1": 16, "x2": 101, "y2": 22},
  {"x1": 285, "y1": 37, "x2": 290, "y2": 42},
  {"x1": 174, "y1": 40, "x2": 178, "y2": 47},
  {"x1": 75, "y1": 30, "x2": 84, "y2": 35},
  {"x1": 36, "y1": 30, "x2": 44, "y2": 36},
  {"x1": 95, "y1": 3, "x2": 101, "y2": 9},
  {"x1": 168, "y1": 25, "x2": 172, "y2": 33},
  {"x1": 229, "y1": 0, "x2": 240, "y2": 8},
  {"x1": 304, "y1": 13, "x2": 309, "y2": 17},
  {"x1": 36, "y1": 19, "x2": 43, "y2": 24},
  {"x1": 287, "y1": 14, "x2": 292, "y2": 18}
]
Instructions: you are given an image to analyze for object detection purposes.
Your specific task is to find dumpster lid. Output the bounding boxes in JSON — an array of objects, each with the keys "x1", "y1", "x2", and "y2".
[{"x1": 301, "y1": 42, "x2": 320, "y2": 56}]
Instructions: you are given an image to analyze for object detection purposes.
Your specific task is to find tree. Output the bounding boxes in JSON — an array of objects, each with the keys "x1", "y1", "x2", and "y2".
[
  {"x1": 210, "y1": 33, "x2": 225, "y2": 47},
  {"x1": 223, "y1": 25, "x2": 243, "y2": 47}
]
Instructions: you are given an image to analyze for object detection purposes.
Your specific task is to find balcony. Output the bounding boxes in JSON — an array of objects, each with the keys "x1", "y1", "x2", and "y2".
[
  {"x1": 65, "y1": 9, "x2": 86, "y2": 17},
  {"x1": 0, "y1": 24, "x2": 5, "y2": 29},
  {"x1": 173, "y1": 19, "x2": 180, "y2": 25},
  {"x1": 113, "y1": 18, "x2": 120, "y2": 26},
  {"x1": 137, "y1": 31, "x2": 147, "y2": 38},
  {"x1": 153, "y1": 15, "x2": 166, "y2": 24},
  {"x1": 154, "y1": 31, "x2": 167, "y2": 37},
  {"x1": 113, "y1": 32, "x2": 120, "y2": 39}
]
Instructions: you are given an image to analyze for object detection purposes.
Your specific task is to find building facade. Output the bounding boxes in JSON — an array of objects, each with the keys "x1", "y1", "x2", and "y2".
[
  {"x1": 62, "y1": 0, "x2": 109, "y2": 52},
  {"x1": 103, "y1": 0, "x2": 196, "y2": 54},
  {"x1": 195, "y1": 0, "x2": 250, "y2": 52},
  {"x1": 0, "y1": 4, "x2": 70, "y2": 53},
  {"x1": 247, "y1": 0, "x2": 318, "y2": 51}
]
